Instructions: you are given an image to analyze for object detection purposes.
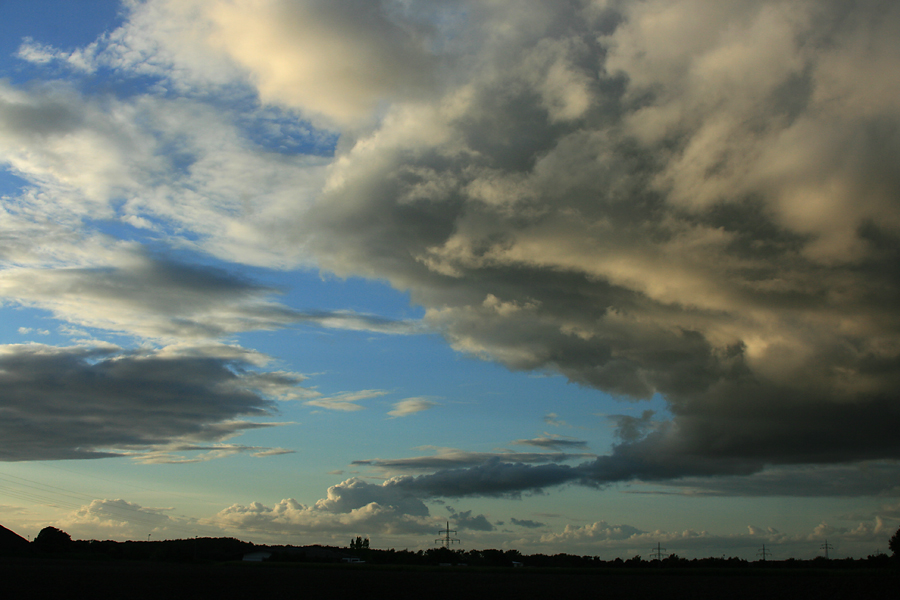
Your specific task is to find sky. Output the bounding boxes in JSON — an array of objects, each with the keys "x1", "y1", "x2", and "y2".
[{"x1": 0, "y1": 0, "x2": 898, "y2": 560}]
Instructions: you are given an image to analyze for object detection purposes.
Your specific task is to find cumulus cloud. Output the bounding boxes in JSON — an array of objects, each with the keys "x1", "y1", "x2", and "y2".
[
  {"x1": 210, "y1": 477, "x2": 433, "y2": 538},
  {"x1": 209, "y1": 478, "x2": 502, "y2": 542},
  {"x1": 0, "y1": 343, "x2": 303, "y2": 461},
  {"x1": 204, "y1": 0, "x2": 439, "y2": 127},
  {"x1": 56, "y1": 499, "x2": 180, "y2": 540},
  {"x1": 293, "y1": 0, "x2": 900, "y2": 487}
]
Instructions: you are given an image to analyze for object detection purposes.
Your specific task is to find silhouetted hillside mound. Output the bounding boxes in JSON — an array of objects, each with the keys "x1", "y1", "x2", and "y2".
[{"x1": 0, "y1": 524, "x2": 29, "y2": 554}]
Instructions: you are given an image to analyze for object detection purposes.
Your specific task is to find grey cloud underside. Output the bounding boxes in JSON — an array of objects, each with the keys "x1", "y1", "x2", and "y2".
[
  {"x1": 510, "y1": 518, "x2": 545, "y2": 529},
  {"x1": 643, "y1": 462, "x2": 900, "y2": 498},
  {"x1": 352, "y1": 450, "x2": 592, "y2": 472},
  {"x1": 0, "y1": 345, "x2": 298, "y2": 461},
  {"x1": 373, "y1": 454, "x2": 900, "y2": 500},
  {"x1": 304, "y1": 0, "x2": 900, "y2": 485},
  {"x1": 386, "y1": 459, "x2": 580, "y2": 498},
  {"x1": 0, "y1": 252, "x2": 420, "y2": 339},
  {"x1": 447, "y1": 509, "x2": 494, "y2": 532}
]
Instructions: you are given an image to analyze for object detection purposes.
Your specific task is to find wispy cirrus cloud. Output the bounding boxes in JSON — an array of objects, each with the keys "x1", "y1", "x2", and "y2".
[
  {"x1": 0, "y1": 248, "x2": 425, "y2": 343},
  {"x1": 305, "y1": 389, "x2": 389, "y2": 412},
  {"x1": 512, "y1": 435, "x2": 589, "y2": 451},
  {"x1": 387, "y1": 397, "x2": 438, "y2": 418}
]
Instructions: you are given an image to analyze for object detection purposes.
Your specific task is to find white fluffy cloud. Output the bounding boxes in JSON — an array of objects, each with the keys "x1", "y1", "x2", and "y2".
[
  {"x1": 210, "y1": 477, "x2": 433, "y2": 540},
  {"x1": 0, "y1": 79, "x2": 328, "y2": 269},
  {"x1": 56, "y1": 499, "x2": 180, "y2": 540}
]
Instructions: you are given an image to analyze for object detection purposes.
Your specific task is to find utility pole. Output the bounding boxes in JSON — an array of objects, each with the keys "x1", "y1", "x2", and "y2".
[
  {"x1": 757, "y1": 544, "x2": 771, "y2": 561},
  {"x1": 435, "y1": 521, "x2": 460, "y2": 548},
  {"x1": 650, "y1": 542, "x2": 666, "y2": 560},
  {"x1": 820, "y1": 539, "x2": 833, "y2": 559}
]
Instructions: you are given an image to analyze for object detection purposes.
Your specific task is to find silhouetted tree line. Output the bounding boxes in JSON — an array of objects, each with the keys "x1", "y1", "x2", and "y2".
[
  {"x1": 17, "y1": 525, "x2": 900, "y2": 569},
  {"x1": 29, "y1": 527, "x2": 255, "y2": 562},
  {"x1": 350, "y1": 536, "x2": 369, "y2": 550},
  {"x1": 341, "y1": 547, "x2": 895, "y2": 570}
]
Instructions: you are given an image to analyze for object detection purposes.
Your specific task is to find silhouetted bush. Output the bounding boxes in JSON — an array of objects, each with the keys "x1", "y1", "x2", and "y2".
[
  {"x1": 889, "y1": 526, "x2": 900, "y2": 558},
  {"x1": 33, "y1": 526, "x2": 72, "y2": 553}
]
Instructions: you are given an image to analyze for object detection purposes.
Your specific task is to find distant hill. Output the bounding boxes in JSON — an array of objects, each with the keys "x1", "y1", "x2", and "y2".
[{"x1": 0, "y1": 524, "x2": 29, "y2": 554}]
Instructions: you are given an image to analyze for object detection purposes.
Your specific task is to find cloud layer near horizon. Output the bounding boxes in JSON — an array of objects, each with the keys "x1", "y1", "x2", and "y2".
[
  {"x1": 2, "y1": 0, "x2": 900, "y2": 497},
  {"x1": 49, "y1": 484, "x2": 895, "y2": 558}
]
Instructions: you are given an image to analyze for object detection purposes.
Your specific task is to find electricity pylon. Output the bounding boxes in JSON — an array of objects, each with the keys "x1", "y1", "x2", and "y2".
[{"x1": 436, "y1": 521, "x2": 460, "y2": 548}]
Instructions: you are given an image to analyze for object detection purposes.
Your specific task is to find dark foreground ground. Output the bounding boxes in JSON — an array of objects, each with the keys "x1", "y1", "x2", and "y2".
[{"x1": 1, "y1": 558, "x2": 896, "y2": 599}]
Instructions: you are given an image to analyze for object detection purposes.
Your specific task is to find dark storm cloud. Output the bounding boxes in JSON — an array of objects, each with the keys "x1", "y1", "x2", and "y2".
[
  {"x1": 377, "y1": 450, "x2": 743, "y2": 499},
  {"x1": 301, "y1": 0, "x2": 900, "y2": 489},
  {"x1": 365, "y1": 446, "x2": 900, "y2": 500},
  {"x1": 387, "y1": 458, "x2": 580, "y2": 498},
  {"x1": 643, "y1": 462, "x2": 900, "y2": 498},
  {"x1": 353, "y1": 449, "x2": 592, "y2": 472},
  {"x1": 0, "y1": 344, "x2": 301, "y2": 460},
  {"x1": 447, "y1": 509, "x2": 494, "y2": 531}
]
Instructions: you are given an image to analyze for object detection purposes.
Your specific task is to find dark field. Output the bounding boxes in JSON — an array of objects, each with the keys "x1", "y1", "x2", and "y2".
[{"x1": 1, "y1": 558, "x2": 896, "y2": 599}]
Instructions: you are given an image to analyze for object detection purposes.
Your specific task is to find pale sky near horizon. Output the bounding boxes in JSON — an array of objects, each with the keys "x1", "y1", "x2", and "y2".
[{"x1": 1, "y1": 0, "x2": 899, "y2": 560}]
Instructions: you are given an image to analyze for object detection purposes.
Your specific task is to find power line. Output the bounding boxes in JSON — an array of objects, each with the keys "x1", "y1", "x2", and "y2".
[
  {"x1": 0, "y1": 469, "x2": 205, "y2": 538},
  {"x1": 650, "y1": 542, "x2": 666, "y2": 560}
]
